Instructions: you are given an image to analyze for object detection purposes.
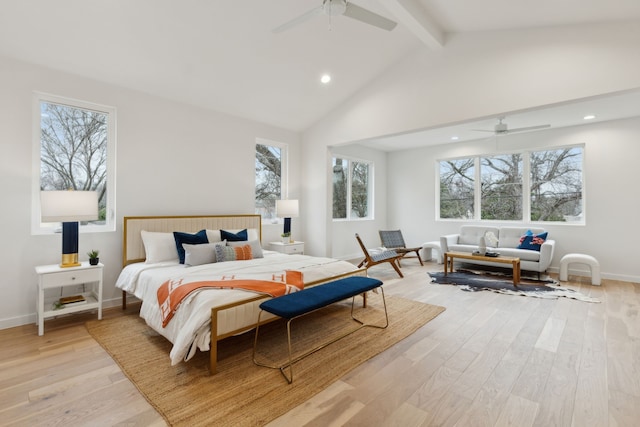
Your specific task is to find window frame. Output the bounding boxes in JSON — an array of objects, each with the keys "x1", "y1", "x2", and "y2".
[
  {"x1": 436, "y1": 144, "x2": 584, "y2": 225},
  {"x1": 255, "y1": 138, "x2": 289, "y2": 224},
  {"x1": 32, "y1": 92, "x2": 117, "y2": 235},
  {"x1": 331, "y1": 155, "x2": 374, "y2": 221}
]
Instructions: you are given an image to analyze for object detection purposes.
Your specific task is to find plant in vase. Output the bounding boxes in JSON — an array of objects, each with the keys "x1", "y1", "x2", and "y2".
[
  {"x1": 280, "y1": 232, "x2": 291, "y2": 244},
  {"x1": 87, "y1": 249, "x2": 100, "y2": 265}
]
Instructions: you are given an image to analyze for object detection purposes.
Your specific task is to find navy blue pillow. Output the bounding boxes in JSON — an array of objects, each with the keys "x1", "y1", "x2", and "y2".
[
  {"x1": 173, "y1": 230, "x2": 208, "y2": 264},
  {"x1": 220, "y1": 229, "x2": 248, "y2": 242}
]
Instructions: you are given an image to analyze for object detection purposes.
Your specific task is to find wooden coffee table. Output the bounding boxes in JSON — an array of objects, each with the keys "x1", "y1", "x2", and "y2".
[{"x1": 444, "y1": 251, "x2": 521, "y2": 285}]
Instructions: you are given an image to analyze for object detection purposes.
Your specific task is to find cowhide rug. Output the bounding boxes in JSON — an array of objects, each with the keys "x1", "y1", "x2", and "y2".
[{"x1": 429, "y1": 269, "x2": 600, "y2": 303}]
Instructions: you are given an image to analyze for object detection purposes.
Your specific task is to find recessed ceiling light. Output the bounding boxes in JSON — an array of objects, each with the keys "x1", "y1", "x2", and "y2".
[
  {"x1": 320, "y1": 74, "x2": 331, "y2": 84},
  {"x1": 451, "y1": 136, "x2": 459, "y2": 141},
  {"x1": 583, "y1": 114, "x2": 596, "y2": 120}
]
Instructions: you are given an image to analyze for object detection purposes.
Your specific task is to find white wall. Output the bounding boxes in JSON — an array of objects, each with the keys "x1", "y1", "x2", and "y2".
[
  {"x1": 0, "y1": 56, "x2": 300, "y2": 329},
  {"x1": 386, "y1": 117, "x2": 640, "y2": 282},
  {"x1": 302, "y1": 21, "x2": 640, "y2": 262}
]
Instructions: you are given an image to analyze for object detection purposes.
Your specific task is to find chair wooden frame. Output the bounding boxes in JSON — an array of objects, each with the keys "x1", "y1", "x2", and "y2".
[
  {"x1": 378, "y1": 229, "x2": 424, "y2": 267},
  {"x1": 355, "y1": 233, "x2": 404, "y2": 278}
]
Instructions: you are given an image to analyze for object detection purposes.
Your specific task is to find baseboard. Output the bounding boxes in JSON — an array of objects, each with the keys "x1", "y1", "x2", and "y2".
[
  {"x1": 548, "y1": 266, "x2": 640, "y2": 284},
  {"x1": 0, "y1": 295, "x2": 140, "y2": 331}
]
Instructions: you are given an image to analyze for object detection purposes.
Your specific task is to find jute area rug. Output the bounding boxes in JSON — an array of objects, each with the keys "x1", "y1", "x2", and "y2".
[{"x1": 86, "y1": 294, "x2": 445, "y2": 426}]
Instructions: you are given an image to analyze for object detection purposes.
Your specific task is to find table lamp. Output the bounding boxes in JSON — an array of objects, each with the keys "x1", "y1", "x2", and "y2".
[
  {"x1": 276, "y1": 199, "x2": 299, "y2": 243},
  {"x1": 41, "y1": 190, "x2": 99, "y2": 267}
]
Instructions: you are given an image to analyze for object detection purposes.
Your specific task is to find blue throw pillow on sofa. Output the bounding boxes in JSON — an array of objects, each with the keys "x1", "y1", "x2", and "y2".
[
  {"x1": 517, "y1": 230, "x2": 548, "y2": 251},
  {"x1": 174, "y1": 229, "x2": 208, "y2": 263}
]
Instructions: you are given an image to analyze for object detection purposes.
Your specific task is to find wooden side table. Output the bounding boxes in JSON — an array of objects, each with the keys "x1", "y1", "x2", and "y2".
[{"x1": 35, "y1": 262, "x2": 104, "y2": 335}]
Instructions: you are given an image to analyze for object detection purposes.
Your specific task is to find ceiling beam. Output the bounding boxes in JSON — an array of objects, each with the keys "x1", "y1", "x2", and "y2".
[{"x1": 384, "y1": 0, "x2": 444, "y2": 49}]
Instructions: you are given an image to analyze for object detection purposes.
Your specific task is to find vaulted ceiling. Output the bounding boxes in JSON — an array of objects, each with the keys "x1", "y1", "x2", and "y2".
[{"x1": 1, "y1": 0, "x2": 640, "y2": 146}]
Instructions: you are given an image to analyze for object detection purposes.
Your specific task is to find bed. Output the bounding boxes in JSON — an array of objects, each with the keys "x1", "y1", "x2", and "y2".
[{"x1": 116, "y1": 214, "x2": 363, "y2": 373}]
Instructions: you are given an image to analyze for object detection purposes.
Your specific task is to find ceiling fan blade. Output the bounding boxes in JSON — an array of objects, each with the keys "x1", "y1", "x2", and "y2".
[
  {"x1": 272, "y1": 5, "x2": 324, "y2": 33},
  {"x1": 506, "y1": 124, "x2": 551, "y2": 133},
  {"x1": 470, "y1": 129, "x2": 496, "y2": 133},
  {"x1": 343, "y1": 3, "x2": 397, "y2": 31}
]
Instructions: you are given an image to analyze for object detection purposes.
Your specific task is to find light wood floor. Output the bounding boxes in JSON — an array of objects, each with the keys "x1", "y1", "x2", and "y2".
[{"x1": 1, "y1": 261, "x2": 638, "y2": 426}]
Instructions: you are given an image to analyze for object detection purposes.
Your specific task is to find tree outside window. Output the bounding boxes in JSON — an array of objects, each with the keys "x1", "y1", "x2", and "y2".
[
  {"x1": 255, "y1": 141, "x2": 286, "y2": 221},
  {"x1": 530, "y1": 147, "x2": 583, "y2": 221},
  {"x1": 481, "y1": 154, "x2": 522, "y2": 220},
  {"x1": 439, "y1": 158, "x2": 474, "y2": 219},
  {"x1": 40, "y1": 102, "x2": 108, "y2": 221},
  {"x1": 332, "y1": 157, "x2": 373, "y2": 220},
  {"x1": 438, "y1": 145, "x2": 584, "y2": 223},
  {"x1": 332, "y1": 158, "x2": 348, "y2": 219}
]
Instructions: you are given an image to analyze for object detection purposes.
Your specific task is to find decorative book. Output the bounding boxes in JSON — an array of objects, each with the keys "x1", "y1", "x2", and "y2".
[{"x1": 59, "y1": 295, "x2": 86, "y2": 305}]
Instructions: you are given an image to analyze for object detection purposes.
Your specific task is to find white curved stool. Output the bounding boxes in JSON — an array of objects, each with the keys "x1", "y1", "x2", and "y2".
[
  {"x1": 559, "y1": 253, "x2": 601, "y2": 286},
  {"x1": 421, "y1": 241, "x2": 443, "y2": 264}
]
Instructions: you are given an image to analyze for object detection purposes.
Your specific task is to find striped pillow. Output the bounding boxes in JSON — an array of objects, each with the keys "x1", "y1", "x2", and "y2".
[{"x1": 215, "y1": 244, "x2": 253, "y2": 262}]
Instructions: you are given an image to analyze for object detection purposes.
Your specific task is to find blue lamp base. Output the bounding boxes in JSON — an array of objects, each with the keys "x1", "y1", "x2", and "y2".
[{"x1": 60, "y1": 221, "x2": 81, "y2": 268}]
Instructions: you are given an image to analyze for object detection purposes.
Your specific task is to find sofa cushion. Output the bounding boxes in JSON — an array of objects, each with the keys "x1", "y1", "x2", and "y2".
[
  {"x1": 517, "y1": 231, "x2": 548, "y2": 251},
  {"x1": 458, "y1": 226, "x2": 500, "y2": 245},
  {"x1": 448, "y1": 244, "x2": 480, "y2": 253},
  {"x1": 498, "y1": 227, "x2": 545, "y2": 248},
  {"x1": 497, "y1": 247, "x2": 541, "y2": 261}
]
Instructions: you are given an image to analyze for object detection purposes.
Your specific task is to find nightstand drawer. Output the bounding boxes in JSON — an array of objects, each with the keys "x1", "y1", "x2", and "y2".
[
  {"x1": 40, "y1": 268, "x2": 101, "y2": 288},
  {"x1": 282, "y1": 244, "x2": 303, "y2": 254},
  {"x1": 269, "y1": 241, "x2": 305, "y2": 255}
]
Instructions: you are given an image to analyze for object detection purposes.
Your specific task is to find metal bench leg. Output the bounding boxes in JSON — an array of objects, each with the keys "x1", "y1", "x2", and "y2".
[{"x1": 253, "y1": 288, "x2": 389, "y2": 384}]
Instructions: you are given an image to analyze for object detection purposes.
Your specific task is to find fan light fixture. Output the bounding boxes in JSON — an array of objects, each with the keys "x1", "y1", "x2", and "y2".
[
  {"x1": 272, "y1": 0, "x2": 397, "y2": 33},
  {"x1": 321, "y1": 74, "x2": 331, "y2": 84}
]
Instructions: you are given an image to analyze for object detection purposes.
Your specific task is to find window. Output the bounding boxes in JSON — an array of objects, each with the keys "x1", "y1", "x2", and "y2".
[
  {"x1": 481, "y1": 154, "x2": 523, "y2": 220},
  {"x1": 439, "y1": 158, "x2": 474, "y2": 219},
  {"x1": 332, "y1": 157, "x2": 373, "y2": 220},
  {"x1": 255, "y1": 139, "x2": 288, "y2": 222},
  {"x1": 438, "y1": 145, "x2": 583, "y2": 223},
  {"x1": 530, "y1": 147, "x2": 583, "y2": 222},
  {"x1": 33, "y1": 93, "x2": 116, "y2": 233}
]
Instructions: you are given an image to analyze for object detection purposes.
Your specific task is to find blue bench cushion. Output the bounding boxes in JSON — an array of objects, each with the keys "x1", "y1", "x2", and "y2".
[{"x1": 259, "y1": 276, "x2": 383, "y2": 319}]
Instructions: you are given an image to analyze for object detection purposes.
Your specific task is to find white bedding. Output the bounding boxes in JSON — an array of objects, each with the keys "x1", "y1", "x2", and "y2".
[{"x1": 115, "y1": 251, "x2": 359, "y2": 365}]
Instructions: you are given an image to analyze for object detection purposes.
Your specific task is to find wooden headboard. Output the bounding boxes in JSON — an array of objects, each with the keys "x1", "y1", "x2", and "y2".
[{"x1": 122, "y1": 214, "x2": 262, "y2": 266}]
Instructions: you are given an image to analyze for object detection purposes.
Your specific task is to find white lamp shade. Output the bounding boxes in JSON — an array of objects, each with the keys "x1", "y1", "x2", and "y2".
[
  {"x1": 276, "y1": 199, "x2": 299, "y2": 218},
  {"x1": 41, "y1": 191, "x2": 99, "y2": 222}
]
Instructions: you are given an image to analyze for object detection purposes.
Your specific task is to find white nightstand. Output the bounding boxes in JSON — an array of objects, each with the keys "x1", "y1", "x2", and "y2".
[
  {"x1": 35, "y1": 262, "x2": 103, "y2": 336},
  {"x1": 269, "y1": 241, "x2": 305, "y2": 255}
]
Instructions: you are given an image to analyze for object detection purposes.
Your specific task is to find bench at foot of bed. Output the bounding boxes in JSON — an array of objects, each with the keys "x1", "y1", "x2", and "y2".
[{"x1": 252, "y1": 275, "x2": 388, "y2": 384}]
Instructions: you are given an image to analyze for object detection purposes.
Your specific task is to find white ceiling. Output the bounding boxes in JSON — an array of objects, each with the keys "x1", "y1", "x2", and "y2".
[{"x1": 1, "y1": 0, "x2": 640, "y2": 146}]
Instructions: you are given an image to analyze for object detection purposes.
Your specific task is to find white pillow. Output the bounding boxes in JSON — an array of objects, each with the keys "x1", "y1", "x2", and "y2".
[
  {"x1": 206, "y1": 229, "x2": 222, "y2": 243},
  {"x1": 228, "y1": 239, "x2": 264, "y2": 258},
  {"x1": 246, "y1": 228, "x2": 259, "y2": 241},
  {"x1": 141, "y1": 230, "x2": 179, "y2": 264},
  {"x1": 184, "y1": 241, "x2": 226, "y2": 266}
]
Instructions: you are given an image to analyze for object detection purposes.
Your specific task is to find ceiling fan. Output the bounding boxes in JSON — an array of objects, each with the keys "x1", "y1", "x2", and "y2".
[
  {"x1": 472, "y1": 116, "x2": 551, "y2": 135},
  {"x1": 273, "y1": 0, "x2": 397, "y2": 33}
]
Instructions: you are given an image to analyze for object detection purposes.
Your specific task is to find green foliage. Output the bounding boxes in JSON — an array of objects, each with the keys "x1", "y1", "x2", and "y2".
[{"x1": 87, "y1": 249, "x2": 99, "y2": 259}]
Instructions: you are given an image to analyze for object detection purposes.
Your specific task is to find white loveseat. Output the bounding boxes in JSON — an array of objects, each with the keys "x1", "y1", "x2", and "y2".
[{"x1": 440, "y1": 225, "x2": 555, "y2": 273}]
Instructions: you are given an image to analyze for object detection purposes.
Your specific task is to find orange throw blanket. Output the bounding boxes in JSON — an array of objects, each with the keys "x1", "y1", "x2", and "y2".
[{"x1": 157, "y1": 270, "x2": 304, "y2": 327}]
